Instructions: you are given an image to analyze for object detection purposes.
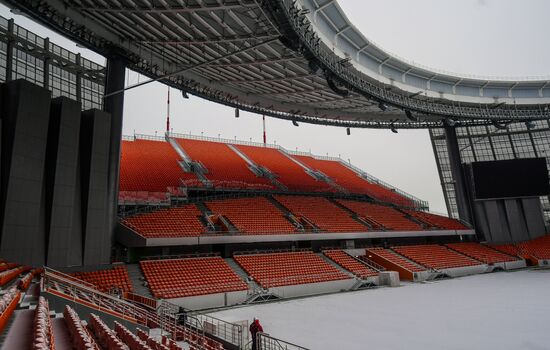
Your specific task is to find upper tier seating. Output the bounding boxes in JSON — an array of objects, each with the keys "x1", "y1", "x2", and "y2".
[
  {"x1": 0, "y1": 265, "x2": 30, "y2": 286},
  {"x1": 120, "y1": 139, "x2": 201, "y2": 194},
  {"x1": 446, "y1": 243, "x2": 518, "y2": 264},
  {"x1": 404, "y1": 210, "x2": 469, "y2": 230},
  {"x1": 274, "y1": 195, "x2": 368, "y2": 232},
  {"x1": 337, "y1": 200, "x2": 423, "y2": 231},
  {"x1": 71, "y1": 266, "x2": 133, "y2": 293},
  {"x1": 234, "y1": 251, "x2": 350, "y2": 288},
  {"x1": 176, "y1": 138, "x2": 275, "y2": 190},
  {"x1": 122, "y1": 204, "x2": 206, "y2": 238},
  {"x1": 392, "y1": 244, "x2": 482, "y2": 270},
  {"x1": 205, "y1": 197, "x2": 297, "y2": 234},
  {"x1": 323, "y1": 250, "x2": 378, "y2": 278},
  {"x1": 295, "y1": 155, "x2": 413, "y2": 205},
  {"x1": 140, "y1": 257, "x2": 247, "y2": 299},
  {"x1": 236, "y1": 145, "x2": 334, "y2": 192},
  {"x1": 366, "y1": 247, "x2": 426, "y2": 272}
]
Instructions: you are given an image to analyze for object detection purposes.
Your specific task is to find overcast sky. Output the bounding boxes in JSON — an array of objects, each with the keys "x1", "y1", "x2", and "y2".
[{"x1": 2, "y1": 0, "x2": 548, "y2": 214}]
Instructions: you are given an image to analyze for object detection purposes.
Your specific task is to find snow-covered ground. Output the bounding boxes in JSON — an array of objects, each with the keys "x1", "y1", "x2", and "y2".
[{"x1": 210, "y1": 269, "x2": 550, "y2": 350}]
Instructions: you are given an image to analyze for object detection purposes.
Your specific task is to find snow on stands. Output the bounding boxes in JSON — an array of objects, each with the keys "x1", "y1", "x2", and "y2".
[{"x1": 210, "y1": 270, "x2": 550, "y2": 350}]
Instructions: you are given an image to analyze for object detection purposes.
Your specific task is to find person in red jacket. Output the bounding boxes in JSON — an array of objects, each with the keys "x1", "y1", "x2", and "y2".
[{"x1": 249, "y1": 318, "x2": 264, "y2": 350}]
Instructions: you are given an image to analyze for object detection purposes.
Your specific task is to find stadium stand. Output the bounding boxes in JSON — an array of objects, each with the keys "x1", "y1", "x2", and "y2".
[
  {"x1": 88, "y1": 313, "x2": 128, "y2": 350},
  {"x1": 235, "y1": 145, "x2": 334, "y2": 192},
  {"x1": 392, "y1": 244, "x2": 482, "y2": 270},
  {"x1": 404, "y1": 210, "x2": 469, "y2": 230},
  {"x1": 0, "y1": 265, "x2": 30, "y2": 286},
  {"x1": 489, "y1": 244, "x2": 522, "y2": 257},
  {"x1": 234, "y1": 251, "x2": 350, "y2": 288},
  {"x1": 140, "y1": 257, "x2": 247, "y2": 298},
  {"x1": 446, "y1": 242, "x2": 519, "y2": 264},
  {"x1": 337, "y1": 200, "x2": 423, "y2": 231},
  {"x1": 323, "y1": 250, "x2": 378, "y2": 278},
  {"x1": 205, "y1": 197, "x2": 297, "y2": 234},
  {"x1": 295, "y1": 155, "x2": 413, "y2": 205},
  {"x1": 119, "y1": 139, "x2": 200, "y2": 197},
  {"x1": 71, "y1": 265, "x2": 133, "y2": 293},
  {"x1": 32, "y1": 296, "x2": 54, "y2": 350},
  {"x1": 176, "y1": 138, "x2": 275, "y2": 190},
  {"x1": 0, "y1": 286, "x2": 21, "y2": 333},
  {"x1": 122, "y1": 204, "x2": 206, "y2": 238},
  {"x1": 63, "y1": 305, "x2": 100, "y2": 349},
  {"x1": 365, "y1": 247, "x2": 426, "y2": 280},
  {"x1": 490, "y1": 235, "x2": 550, "y2": 262},
  {"x1": 274, "y1": 195, "x2": 368, "y2": 232}
]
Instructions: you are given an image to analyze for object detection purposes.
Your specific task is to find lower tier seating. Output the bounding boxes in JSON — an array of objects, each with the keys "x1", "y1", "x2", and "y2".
[
  {"x1": 323, "y1": 250, "x2": 378, "y2": 278},
  {"x1": 33, "y1": 296, "x2": 54, "y2": 350},
  {"x1": 234, "y1": 251, "x2": 350, "y2": 288},
  {"x1": 63, "y1": 305, "x2": 100, "y2": 349},
  {"x1": 365, "y1": 247, "x2": 426, "y2": 273},
  {"x1": 122, "y1": 204, "x2": 206, "y2": 238},
  {"x1": 140, "y1": 257, "x2": 247, "y2": 299},
  {"x1": 392, "y1": 244, "x2": 482, "y2": 270},
  {"x1": 490, "y1": 234, "x2": 550, "y2": 260},
  {"x1": 274, "y1": 195, "x2": 368, "y2": 232},
  {"x1": 71, "y1": 265, "x2": 133, "y2": 293},
  {"x1": 205, "y1": 197, "x2": 297, "y2": 234},
  {"x1": 0, "y1": 286, "x2": 21, "y2": 333},
  {"x1": 336, "y1": 200, "x2": 423, "y2": 231},
  {"x1": 446, "y1": 242, "x2": 518, "y2": 264}
]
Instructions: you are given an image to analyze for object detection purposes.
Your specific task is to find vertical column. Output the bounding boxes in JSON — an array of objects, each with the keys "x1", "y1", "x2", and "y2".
[
  {"x1": 43, "y1": 38, "x2": 50, "y2": 90},
  {"x1": 444, "y1": 125, "x2": 473, "y2": 224},
  {"x1": 102, "y1": 55, "x2": 126, "y2": 249},
  {"x1": 5, "y1": 19, "x2": 14, "y2": 82}
]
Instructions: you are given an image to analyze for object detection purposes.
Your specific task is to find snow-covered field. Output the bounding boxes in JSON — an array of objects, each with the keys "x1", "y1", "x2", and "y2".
[{"x1": 210, "y1": 269, "x2": 550, "y2": 350}]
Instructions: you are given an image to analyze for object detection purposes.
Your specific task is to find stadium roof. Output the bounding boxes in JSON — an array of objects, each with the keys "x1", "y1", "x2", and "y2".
[{"x1": 6, "y1": 0, "x2": 550, "y2": 128}]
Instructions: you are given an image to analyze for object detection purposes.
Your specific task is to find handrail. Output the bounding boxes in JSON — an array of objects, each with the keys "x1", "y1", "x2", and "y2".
[{"x1": 257, "y1": 332, "x2": 309, "y2": 350}]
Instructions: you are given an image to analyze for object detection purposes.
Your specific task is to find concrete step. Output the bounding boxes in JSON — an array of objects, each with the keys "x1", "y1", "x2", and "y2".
[
  {"x1": 224, "y1": 258, "x2": 260, "y2": 290},
  {"x1": 126, "y1": 264, "x2": 152, "y2": 298},
  {"x1": 317, "y1": 253, "x2": 355, "y2": 278}
]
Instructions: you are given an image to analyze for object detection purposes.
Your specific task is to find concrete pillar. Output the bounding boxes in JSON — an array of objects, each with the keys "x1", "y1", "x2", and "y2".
[
  {"x1": 103, "y1": 55, "x2": 126, "y2": 249},
  {"x1": 444, "y1": 125, "x2": 473, "y2": 224},
  {"x1": 5, "y1": 19, "x2": 14, "y2": 82}
]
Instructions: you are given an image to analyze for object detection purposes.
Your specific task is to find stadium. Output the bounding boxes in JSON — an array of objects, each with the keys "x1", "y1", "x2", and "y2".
[{"x1": 0, "y1": 0, "x2": 548, "y2": 349}]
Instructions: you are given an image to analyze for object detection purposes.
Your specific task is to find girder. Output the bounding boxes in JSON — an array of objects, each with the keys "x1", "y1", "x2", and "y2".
[{"x1": 3, "y1": 0, "x2": 549, "y2": 128}]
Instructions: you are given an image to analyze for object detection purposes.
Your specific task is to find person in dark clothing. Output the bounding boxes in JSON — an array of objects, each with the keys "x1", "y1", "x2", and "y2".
[
  {"x1": 249, "y1": 318, "x2": 264, "y2": 350},
  {"x1": 177, "y1": 306, "x2": 187, "y2": 326}
]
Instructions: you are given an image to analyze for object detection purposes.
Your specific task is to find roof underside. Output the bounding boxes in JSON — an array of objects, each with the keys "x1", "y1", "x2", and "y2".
[{"x1": 5, "y1": 0, "x2": 550, "y2": 128}]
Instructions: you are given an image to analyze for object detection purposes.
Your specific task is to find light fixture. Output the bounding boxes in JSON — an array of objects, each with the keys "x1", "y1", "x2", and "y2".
[
  {"x1": 390, "y1": 124, "x2": 398, "y2": 133},
  {"x1": 235, "y1": 108, "x2": 239, "y2": 118},
  {"x1": 181, "y1": 91, "x2": 189, "y2": 99},
  {"x1": 405, "y1": 109, "x2": 417, "y2": 121},
  {"x1": 346, "y1": 127, "x2": 351, "y2": 135},
  {"x1": 378, "y1": 102, "x2": 387, "y2": 111},
  {"x1": 292, "y1": 120, "x2": 299, "y2": 127}
]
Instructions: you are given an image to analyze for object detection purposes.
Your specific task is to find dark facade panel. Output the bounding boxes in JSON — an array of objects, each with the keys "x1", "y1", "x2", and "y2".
[
  {"x1": 46, "y1": 97, "x2": 83, "y2": 267},
  {"x1": 80, "y1": 109, "x2": 112, "y2": 266},
  {"x1": 0, "y1": 79, "x2": 51, "y2": 265}
]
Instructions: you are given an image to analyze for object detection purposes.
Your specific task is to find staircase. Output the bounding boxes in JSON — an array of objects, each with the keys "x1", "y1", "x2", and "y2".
[
  {"x1": 266, "y1": 195, "x2": 304, "y2": 231},
  {"x1": 126, "y1": 264, "x2": 152, "y2": 298},
  {"x1": 225, "y1": 258, "x2": 260, "y2": 290},
  {"x1": 316, "y1": 253, "x2": 355, "y2": 278},
  {"x1": 328, "y1": 198, "x2": 379, "y2": 230}
]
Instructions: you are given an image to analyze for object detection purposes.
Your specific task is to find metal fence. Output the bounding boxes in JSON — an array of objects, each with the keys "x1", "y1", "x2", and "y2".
[{"x1": 257, "y1": 332, "x2": 309, "y2": 350}]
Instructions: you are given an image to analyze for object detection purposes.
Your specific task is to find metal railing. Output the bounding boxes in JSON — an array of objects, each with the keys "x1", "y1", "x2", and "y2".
[{"x1": 257, "y1": 333, "x2": 309, "y2": 350}]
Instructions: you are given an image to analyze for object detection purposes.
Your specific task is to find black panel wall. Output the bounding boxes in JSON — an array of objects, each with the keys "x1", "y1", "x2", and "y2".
[
  {"x1": 46, "y1": 97, "x2": 83, "y2": 267},
  {"x1": 0, "y1": 80, "x2": 51, "y2": 266},
  {"x1": 80, "y1": 109, "x2": 112, "y2": 265}
]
